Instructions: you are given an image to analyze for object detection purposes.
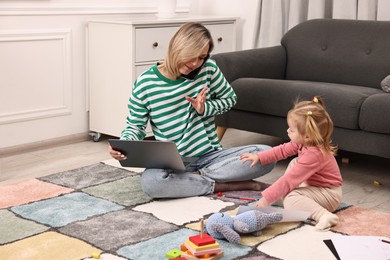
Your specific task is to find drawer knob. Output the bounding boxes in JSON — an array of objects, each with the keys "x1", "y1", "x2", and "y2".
[
  {"x1": 153, "y1": 42, "x2": 159, "y2": 47},
  {"x1": 217, "y1": 37, "x2": 223, "y2": 42}
]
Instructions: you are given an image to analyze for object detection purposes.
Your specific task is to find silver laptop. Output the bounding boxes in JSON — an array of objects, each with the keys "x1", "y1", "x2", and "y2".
[{"x1": 108, "y1": 139, "x2": 194, "y2": 172}]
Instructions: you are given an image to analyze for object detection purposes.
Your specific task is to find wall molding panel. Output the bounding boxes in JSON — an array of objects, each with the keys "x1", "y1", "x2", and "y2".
[{"x1": 0, "y1": 29, "x2": 72, "y2": 125}]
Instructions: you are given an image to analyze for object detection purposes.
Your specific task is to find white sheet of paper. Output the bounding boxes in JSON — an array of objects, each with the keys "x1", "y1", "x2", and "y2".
[
  {"x1": 237, "y1": 205, "x2": 311, "y2": 222},
  {"x1": 331, "y1": 235, "x2": 390, "y2": 260}
]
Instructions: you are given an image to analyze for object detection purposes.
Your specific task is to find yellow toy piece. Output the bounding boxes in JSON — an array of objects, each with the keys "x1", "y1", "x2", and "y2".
[
  {"x1": 185, "y1": 239, "x2": 219, "y2": 251},
  {"x1": 91, "y1": 252, "x2": 101, "y2": 259}
]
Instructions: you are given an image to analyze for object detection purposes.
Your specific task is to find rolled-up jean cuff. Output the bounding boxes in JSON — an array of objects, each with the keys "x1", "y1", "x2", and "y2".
[{"x1": 199, "y1": 172, "x2": 215, "y2": 194}]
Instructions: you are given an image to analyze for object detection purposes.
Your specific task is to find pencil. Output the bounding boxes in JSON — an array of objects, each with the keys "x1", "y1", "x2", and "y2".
[
  {"x1": 381, "y1": 239, "x2": 390, "y2": 244},
  {"x1": 224, "y1": 195, "x2": 259, "y2": 201}
]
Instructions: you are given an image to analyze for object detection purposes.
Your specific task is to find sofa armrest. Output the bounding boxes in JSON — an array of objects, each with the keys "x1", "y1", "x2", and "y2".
[{"x1": 211, "y1": 46, "x2": 286, "y2": 83}]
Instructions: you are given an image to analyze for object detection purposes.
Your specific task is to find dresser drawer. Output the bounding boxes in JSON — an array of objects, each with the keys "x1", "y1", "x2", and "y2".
[
  {"x1": 206, "y1": 23, "x2": 235, "y2": 54},
  {"x1": 135, "y1": 26, "x2": 179, "y2": 62}
]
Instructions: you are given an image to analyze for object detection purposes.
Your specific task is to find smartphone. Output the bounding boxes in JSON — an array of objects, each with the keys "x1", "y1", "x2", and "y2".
[{"x1": 181, "y1": 55, "x2": 209, "y2": 80}]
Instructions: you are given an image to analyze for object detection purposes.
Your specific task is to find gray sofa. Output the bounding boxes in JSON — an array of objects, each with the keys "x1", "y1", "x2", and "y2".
[{"x1": 213, "y1": 19, "x2": 390, "y2": 159}]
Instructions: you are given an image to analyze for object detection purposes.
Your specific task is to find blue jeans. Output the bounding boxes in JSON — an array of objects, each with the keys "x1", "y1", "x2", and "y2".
[{"x1": 141, "y1": 144, "x2": 275, "y2": 198}]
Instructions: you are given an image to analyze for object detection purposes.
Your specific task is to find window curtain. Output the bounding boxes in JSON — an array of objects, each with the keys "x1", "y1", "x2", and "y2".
[{"x1": 254, "y1": 0, "x2": 390, "y2": 48}]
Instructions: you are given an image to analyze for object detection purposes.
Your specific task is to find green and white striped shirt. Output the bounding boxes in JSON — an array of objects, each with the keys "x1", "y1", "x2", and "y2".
[{"x1": 121, "y1": 59, "x2": 237, "y2": 157}]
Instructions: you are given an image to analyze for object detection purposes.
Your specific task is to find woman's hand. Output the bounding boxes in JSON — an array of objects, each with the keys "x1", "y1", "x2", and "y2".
[
  {"x1": 255, "y1": 198, "x2": 269, "y2": 208},
  {"x1": 186, "y1": 87, "x2": 207, "y2": 114},
  {"x1": 109, "y1": 145, "x2": 127, "y2": 160},
  {"x1": 240, "y1": 153, "x2": 260, "y2": 168}
]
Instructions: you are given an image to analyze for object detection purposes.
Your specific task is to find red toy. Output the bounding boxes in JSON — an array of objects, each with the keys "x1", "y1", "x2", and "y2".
[{"x1": 180, "y1": 219, "x2": 223, "y2": 259}]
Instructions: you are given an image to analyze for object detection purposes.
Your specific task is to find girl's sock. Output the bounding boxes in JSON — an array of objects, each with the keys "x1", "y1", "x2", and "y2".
[{"x1": 315, "y1": 212, "x2": 339, "y2": 231}]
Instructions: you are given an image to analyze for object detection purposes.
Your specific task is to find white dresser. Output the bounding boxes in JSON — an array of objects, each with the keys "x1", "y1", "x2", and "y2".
[{"x1": 87, "y1": 16, "x2": 238, "y2": 141}]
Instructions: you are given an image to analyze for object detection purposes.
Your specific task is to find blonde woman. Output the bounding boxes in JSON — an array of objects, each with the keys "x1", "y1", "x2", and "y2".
[
  {"x1": 110, "y1": 22, "x2": 274, "y2": 198},
  {"x1": 241, "y1": 96, "x2": 343, "y2": 230}
]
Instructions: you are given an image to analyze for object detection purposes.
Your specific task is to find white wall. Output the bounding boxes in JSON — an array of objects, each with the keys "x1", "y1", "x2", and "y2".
[
  {"x1": 190, "y1": 0, "x2": 259, "y2": 50},
  {"x1": 0, "y1": 0, "x2": 194, "y2": 149}
]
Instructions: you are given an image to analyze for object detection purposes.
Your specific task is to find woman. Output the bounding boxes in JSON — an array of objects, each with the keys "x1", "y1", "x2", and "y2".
[{"x1": 110, "y1": 22, "x2": 274, "y2": 198}]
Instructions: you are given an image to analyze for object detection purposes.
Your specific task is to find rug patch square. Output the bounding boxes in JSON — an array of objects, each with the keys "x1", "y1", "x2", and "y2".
[
  {"x1": 83, "y1": 253, "x2": 127, "y2": 260},
  {"x1": 117, "y1": 228, "x2": 252, "y2": 260},
  {"x1": 333, "y1": 206, "x2": 390, "y2": 237},
  {"x1": 102, "y1": 158, "x2": 144, "y2": 173},
  {"x1": 39, "y1": 163, "x2": 135, "y2": 189},
  {"x1": 59, "y1": 209, "x2": 178, "y2": 251},
  {"x1": 257, "y1": 225, "x2": 343, "y2": 260},
  {"x1": 11, "y1": 192, "x2": 124, "y2": 227},
  {"x1": 238, "y1": 254, "x2": 280, "y2": 260},
  {"x1": 240, "y1": 221, "x2": 301, "y2": 247},
  {"x1": 82, "y1": 175, "x2": 152, "y2": 206},
  {"x1": 207, "y1": 190, "x2": 263, "y2": 205},
  {"x1": 0, "y1": 179, "x2": 73, "y2": 208},
  {"x1": 0, "y1": 231, "x2": 101, "y2": 260},
  {"x1": 0, "y1": 210, "x2": 49, "y2": 245},
  {"x1": 134, "y1": 196, "x2": 234, "y2": 225}
]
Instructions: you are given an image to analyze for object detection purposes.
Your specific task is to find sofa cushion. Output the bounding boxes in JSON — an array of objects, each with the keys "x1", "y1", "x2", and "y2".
[
  {"x1": 281, "y1": 19, "x2": 390, "y2": 89},
  {"x1": 359, "y1": 94, "x2": 390, "y2": 134},
  {"x1": 231, "y1": 78, "x2": 382, "y2": 130}
]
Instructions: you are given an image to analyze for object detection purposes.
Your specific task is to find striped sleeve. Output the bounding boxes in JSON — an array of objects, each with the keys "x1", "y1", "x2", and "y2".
[{"x1": 203, "y1": 59, "x2": 237, "y2": 117}]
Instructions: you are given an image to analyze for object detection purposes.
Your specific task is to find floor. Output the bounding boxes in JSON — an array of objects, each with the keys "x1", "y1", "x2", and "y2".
[{"x1": 1, "y1": 128, "x2": 389, "y2": 214}]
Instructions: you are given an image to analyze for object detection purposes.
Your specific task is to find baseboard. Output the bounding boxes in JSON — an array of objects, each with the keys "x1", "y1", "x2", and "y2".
[{"x1": 0, "y1": 133, "x2": 90, "y2": 157}]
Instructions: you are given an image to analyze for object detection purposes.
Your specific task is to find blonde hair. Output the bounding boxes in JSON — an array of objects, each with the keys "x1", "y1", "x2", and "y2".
[
  {"x1": 161, "y1": 22, "x2": 214, "y2": 78},
  {"x1": 288, "y1": 96, "x2": 338, "y2": 155}
]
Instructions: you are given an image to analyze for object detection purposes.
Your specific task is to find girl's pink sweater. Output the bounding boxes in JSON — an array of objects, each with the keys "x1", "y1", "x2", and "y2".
[{"x1": 259, "y1": 141, "x2": 343, "y2": 204}]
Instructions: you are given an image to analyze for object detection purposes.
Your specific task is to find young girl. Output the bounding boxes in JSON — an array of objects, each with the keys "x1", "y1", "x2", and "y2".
[{"x1": 240, "y1": 96, "x2": 343, "y2": 230}]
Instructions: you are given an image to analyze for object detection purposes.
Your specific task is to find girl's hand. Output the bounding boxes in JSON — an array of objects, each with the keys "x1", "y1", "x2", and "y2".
[
  {"x1": 186, "y1": 87, "x2": 207, "y2": 114},
  {"x1": 255, "y1": 198, "x2": 269, "y2": 208},
  {"x1": 240, "y1": 153, "x2": 260, "y2": 168},
  {"x1": 109, "y1": 145, "x2": 127, "y2": 160}
]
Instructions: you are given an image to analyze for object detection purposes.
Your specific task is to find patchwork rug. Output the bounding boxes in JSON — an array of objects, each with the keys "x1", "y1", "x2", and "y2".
[{"x1": 1, "y1": 161, "x2": 389, "y2": 260}]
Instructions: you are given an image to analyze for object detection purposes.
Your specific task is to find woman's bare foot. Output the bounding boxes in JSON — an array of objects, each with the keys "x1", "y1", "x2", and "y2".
[{"x1": 214, "y1": 180, "x2": 269, "y2": 192}]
